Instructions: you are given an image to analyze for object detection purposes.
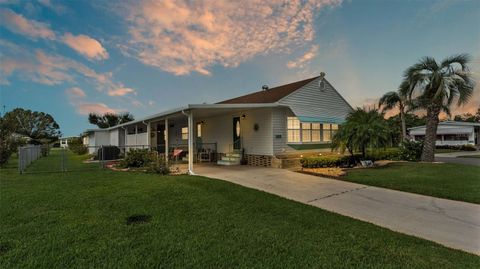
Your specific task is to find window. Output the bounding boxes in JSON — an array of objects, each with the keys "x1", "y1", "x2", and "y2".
[
  {"x1": 287, "y1": 117, "x2": 300, "y2": 142},
  {"x1": 322, "y1": 124, "x2": 332, "y2": 142},
  {"x1": 181, "y1": 127, "x2": 188, "y2": 140},
  {"x1": 197, "y1": 123, "x2": 202, "y2": 138},
  {"x1": 137, "y1": 126, "x2": 146, "y2": 133},
  {"x1": 301, "y1": 123, "x2": 311, "y2": 142},
  {"x1": 127, "y1": 126, "x2": 136, "y2": 135},
  {"x1": 444, "y1": 134, "x2": 468, "y2": 141}
]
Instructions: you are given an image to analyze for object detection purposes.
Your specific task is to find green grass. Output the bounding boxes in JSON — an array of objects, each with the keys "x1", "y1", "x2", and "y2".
[
  {"x1": 344, "y1": 162, "x2": 480, "y2": 204},
  {"x1": 458, "y1": 155, "x2": 480, "y2": 158},
  {"x1": 1, "y1": 151, "x2": 479, "y2": 268}
]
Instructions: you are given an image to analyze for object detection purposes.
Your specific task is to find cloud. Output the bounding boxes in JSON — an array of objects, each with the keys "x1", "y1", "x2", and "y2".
[
  {"x1": 287, "y1": 44, "x2": 319, "y2": 69},
  {"x1": 0, "y1": 9, "x2": 108, "y2": 60},
  {"x1": 62, "y1": 33, "x2": 109, "y2": 60},
  {"x1": 38, "y1": 0, "x2": 67, "y2": 14},
  {"x1": 122, "y1": 0, "x2": 341, "y2": 75},
  {"x1": 76, "y1": 103, "x2": 119, "y2": 115},
  {"x1": 0, "y1": 8, "x2": 55, "y2": 39},
  {"x1": 108, "y1": 87, "x2": 136, "y2": 96},
  {"x1": 66, "y1": 87, "x2": 86, "y2": 98}
]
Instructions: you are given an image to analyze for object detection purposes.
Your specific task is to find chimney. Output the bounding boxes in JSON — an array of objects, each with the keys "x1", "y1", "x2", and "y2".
[{"x1": 262, "y1": 85, "x2": 269, "y2": 91}]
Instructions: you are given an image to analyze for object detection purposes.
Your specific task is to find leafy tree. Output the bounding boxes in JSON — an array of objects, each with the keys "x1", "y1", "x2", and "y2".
[
  {"x1": 378, "y1": 88, "x2": 408, "y2": 140},
  {"x1": 0, "y1": 115, "x2": 28, "y2": 166},
  {"x1": 88, "y1": 112, "x2": 134, "y2": 128},
  {"x1": 386, "y1": 113, "x2": 426, "y2": 146},
  {"x1": 3, "y1": 108, "x2": 61, "y2": 144},
  {"x1": 332, "y1": 108, "x2": 390, "y2": 159},
  {"x1": 453, "y1": 106, "x2": 480, "y2": 122},
  {"x1": 400, "y1": 54, "x2": 475, "y2": 162}
]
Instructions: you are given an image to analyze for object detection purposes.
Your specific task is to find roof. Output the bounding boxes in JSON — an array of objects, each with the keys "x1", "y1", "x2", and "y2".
[
  {"x1": 85, "y1": 103, "x2": 286, "y2": 132},
  {"x1": 408, "y1": 121, "x2": 480, "y2": 130},
  {"x1": 217, "y1": 76, "x2": 319, "y2": 104}
]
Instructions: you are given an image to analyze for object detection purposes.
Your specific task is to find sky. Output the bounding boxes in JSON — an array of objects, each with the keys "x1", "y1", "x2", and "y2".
[{"x1": 0, "y1": 0, "x2": 479, "y2": 137}]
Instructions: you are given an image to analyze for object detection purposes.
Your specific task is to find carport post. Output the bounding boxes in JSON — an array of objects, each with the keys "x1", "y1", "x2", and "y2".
[
  {"x1": 187, "y1": 111, "x2": 194, "y2": 175},
  {"x1": 165, "y1": 117, "x2": 169, "y2": 165}
]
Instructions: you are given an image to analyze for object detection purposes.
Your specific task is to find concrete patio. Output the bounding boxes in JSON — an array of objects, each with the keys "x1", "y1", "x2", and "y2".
[{"x1": 195, "y1": 165, "x2": 480, "y2": 255}]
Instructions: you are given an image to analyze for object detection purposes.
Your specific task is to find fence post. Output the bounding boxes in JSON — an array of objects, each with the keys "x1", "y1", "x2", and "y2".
[
  {"x1": 18, "y1": 148, "x2": 22, "y2": 174},
  {"x1": 101, "y1": 145, "x2": 105, "y2": 169}
]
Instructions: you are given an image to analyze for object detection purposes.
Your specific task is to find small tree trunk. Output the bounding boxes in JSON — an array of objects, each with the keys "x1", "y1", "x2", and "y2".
[
  {"x1": 421, "y1": 106, "x2": 440, "y2": 162},
  {"x1": 400, "y1": 109, "x2": 407, "y2": 141}
]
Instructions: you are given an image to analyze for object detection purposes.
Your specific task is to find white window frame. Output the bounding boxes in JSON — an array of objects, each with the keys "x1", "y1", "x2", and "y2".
[{"x1": 181, "y1": 127, "x2": 188, "y2": 140}]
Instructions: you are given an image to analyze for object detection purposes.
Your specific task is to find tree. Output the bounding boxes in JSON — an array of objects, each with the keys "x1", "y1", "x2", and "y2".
[
  {"x1": 453, "y1": 106, "x2": 480, "y2": 122},
  {"x1": 88, "y1": 112, "x2": 134, "y2": 128},
  {"x1": 400, "y1": 54, "x2": 475, "y2": 162},
  {"x1": 385, "y1": 113, "x2": 426, "y2": 146},
  {"x1": 3, "y1": 108, "x2": 61, "y2": 144},
  {"x1": 379, "y1": 86, "x2": 408, "y2": 141},
  {"x1": 0, "y1": 114, "x2": 27, "y2": 166},
  {"x1": 332, "y1": 108, "x2": 390, "y2": 159}
]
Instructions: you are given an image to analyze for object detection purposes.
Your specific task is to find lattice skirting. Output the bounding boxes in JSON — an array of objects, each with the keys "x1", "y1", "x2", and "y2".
[{"x1": 246, "y1": 154, "x2": 272, "y2": 167}]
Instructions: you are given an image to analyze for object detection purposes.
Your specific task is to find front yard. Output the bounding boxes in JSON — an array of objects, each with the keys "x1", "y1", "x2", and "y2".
[
  {"x1": 343, "y1": 162, "x2": 480, "y2": 204},
  {"x1": 1, "y1": 152, "x2": 479, "y2": 268}
]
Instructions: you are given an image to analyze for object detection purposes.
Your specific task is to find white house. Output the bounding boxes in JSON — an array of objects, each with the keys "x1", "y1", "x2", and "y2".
[
  {"x1": 59, "y1": 136, "x2": 79, "y2": 148},
  {"x1": 84, "y1": 74, "x2": 353, "y2": 173},
  {"x1": 409, "y1": 121, "x2": 480, "y2": 146}
]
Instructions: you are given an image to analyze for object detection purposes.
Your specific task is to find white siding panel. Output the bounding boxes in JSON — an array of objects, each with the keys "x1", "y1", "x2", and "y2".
[
  {"x1": 94, "y1": 131, "x2": 110, "y2": 146},
  {"x1": 278, "y1": 77, "x2": 352, "y2": 123},
  {"x1": 109, "y1": 129, "x2": 119, "y2": 146}
]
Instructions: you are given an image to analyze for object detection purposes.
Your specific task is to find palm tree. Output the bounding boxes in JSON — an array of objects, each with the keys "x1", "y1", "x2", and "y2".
[
  {"x1": 332, "y1": 108, "x2": 390, "y2": 159},
  {"x1": 400, "y1": 54, "x2": 475, "y2": 162},
  {"x1": 378, "y1": 88, "x2": 408, "y2": 141}
]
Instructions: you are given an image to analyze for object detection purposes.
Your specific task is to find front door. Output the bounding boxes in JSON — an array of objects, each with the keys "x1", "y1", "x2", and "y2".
[{"x1": 233, "y1": 117, "x2": 241, "y2": 150}]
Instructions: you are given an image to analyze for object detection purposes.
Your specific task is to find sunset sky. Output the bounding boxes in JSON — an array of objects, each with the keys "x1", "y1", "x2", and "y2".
[{"x1": 1, "y1": 0, "x2": 479, "y2": 136}]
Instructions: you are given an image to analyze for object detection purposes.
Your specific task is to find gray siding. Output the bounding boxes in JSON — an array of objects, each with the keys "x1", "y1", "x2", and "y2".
[{"x1": 278, "y1": 77, "x2": 352, "y2": 123}]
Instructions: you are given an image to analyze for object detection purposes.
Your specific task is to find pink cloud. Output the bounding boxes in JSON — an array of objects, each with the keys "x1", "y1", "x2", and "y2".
[
  {"x1": 66, "y1": 87, "x2": 86, "y2": 98},
  {"x1": 0, "y1": 8, "x2": 55, "y2": 40},
  {"x1": 76, "y1": 103, "x2": 119, "y2": 115},
  {"x1": 123, "y1": 0, "x2": 342, "y2": 75},
  {"x1": 62, "y1": 33, "x2": 109, "y2": 60},
  {"x1": 108, "y1": 87, "x2": 136, "y2": 96},
  {"x1": 287, "y1": 45, "x2": 319, "y2": 69}
]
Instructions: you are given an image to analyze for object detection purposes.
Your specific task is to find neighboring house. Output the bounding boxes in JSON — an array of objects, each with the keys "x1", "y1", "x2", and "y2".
[
  {"x1": 59, "y1": 136, "x2": 79, "y2": 148},
  {"x1": 85, "y1": 74, "x2": 353, "y2": 173},
  {"x1": 409, "y1": 121, "x2": 480, "y2": 146}
]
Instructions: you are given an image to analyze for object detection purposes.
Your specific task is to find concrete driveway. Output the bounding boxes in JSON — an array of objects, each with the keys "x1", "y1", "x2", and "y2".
[
  {"x1": 195, "y1": 165, "x2": 480, "y2": 255},
  {"x1": 435, "y1": 151, "x2": 480, "y2": 166}
]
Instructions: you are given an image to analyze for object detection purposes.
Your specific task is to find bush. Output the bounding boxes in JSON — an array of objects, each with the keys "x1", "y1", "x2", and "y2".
[
  {"x1": 68, "y1": 137, "x2": 88, "y2": 155},
  {"x1": 436, "y1": 144, "x2": 477, "y2": 151},
  {"x1": 399, "y1": 140, "x2": 423, "y2": 161},
  {"x1": 365, "y1": 148, "x2": 400, "y2": 161},
  {"x1": 300, "y1": 155, "x2": 353, "y2": 168},
  {"x1": 119, "y1": 149, "x2": 157, "y2": 168},
  {"x1": 146, "y1": 163, "x2": 170, "y2": 175}
]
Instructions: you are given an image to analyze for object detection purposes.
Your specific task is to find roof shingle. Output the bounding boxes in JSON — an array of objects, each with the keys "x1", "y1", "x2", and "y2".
[{"x1": 217, "y1": 76, "x2": 319, "y2": 104}]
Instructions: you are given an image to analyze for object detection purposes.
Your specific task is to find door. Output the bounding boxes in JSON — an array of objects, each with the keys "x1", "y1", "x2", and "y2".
[
  {"x1": 233, "y1": 117, "x2": 241, "y2": 150},
  {"x1": 157, "y1": 124, "x2": 165, "y2": 152}
]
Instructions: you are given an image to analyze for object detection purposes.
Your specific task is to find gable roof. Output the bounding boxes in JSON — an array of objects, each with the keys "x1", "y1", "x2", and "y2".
[{"x1": 218, "y1": 76, "x2": 319, "y2": 104}]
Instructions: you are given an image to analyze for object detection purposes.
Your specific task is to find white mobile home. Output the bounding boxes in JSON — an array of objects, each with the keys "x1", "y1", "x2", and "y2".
[
  {"x1": 85, "y1": 74, "x2": 353, "y2": 173},
  {"x1": 409, "y1": 121, "x2": 480, "y2": 146}
]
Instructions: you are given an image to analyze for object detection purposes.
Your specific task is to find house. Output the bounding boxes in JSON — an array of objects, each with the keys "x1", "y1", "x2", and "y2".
[
  {"x1": 59, "y1": 136, "x2": 79, "y2": 148},
  {"x1": 409, "y1": 121, "x2": 480, "y2": 146},
  {"x1": 84, "y1": 73, "x2": 353, "y2": 173}
]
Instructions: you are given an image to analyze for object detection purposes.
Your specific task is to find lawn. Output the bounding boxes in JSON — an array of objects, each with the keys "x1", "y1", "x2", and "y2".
[
  {"x1": 343, "y1": 162, "x2": 480, "y2": 204},
  {"x1": 1, "y1": 151, "x2": 479, "y2": 268}
]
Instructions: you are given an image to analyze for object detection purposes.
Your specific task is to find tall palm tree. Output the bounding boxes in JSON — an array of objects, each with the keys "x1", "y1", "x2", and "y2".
[
  {"x1": 400, "y1": 54, "x2": 475, "y2": 162},
  {"x1": 332, "y1": 108, "x2": 390, "y2": 159},
  {"x1": 378, "y1": 88, "x2": 408, "y2": 141}
]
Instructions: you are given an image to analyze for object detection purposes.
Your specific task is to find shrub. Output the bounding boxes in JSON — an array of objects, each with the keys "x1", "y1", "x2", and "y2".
[
  {"x1": 399, "y1": 140, "x2": 423, "y2": 161},
  {"x1": 68, "y1": 137, "x2": 88, "y2": 155},
  {"x1": 436, "y1": 144, "x2": 477, "y2": 151},
  {"x1": 460, "y1": 144, "x2": 477, "y2": 151},
  {"x1": 365, "y1": 148, "x2": 400, "y2": 161},
  {"x1": 120, "y1": 149, "x2": 157, "y2": 168},
  {"x1": 300, "y1": 155, "x2": 353, "y2": 168},
  {"x1": 146, "y1": 163, "x2": 170, "y2": 175}
]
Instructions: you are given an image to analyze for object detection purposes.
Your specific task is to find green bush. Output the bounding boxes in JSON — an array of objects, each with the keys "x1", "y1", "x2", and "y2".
[
  {"x1": 436, "y1": 144, "x2": 477, "y2": 151},
  {"x1": 68, "y1": 137, "x2": 88, "y2": 155},
  {"x1": 460, "y1": 144, "x2": 477, "y2": 151},
  {"x1": 300, "y1": 155, "x2": 353, "y2": 168},
  {"x1": 146, "y1": 163, "x2": 170, "y2": 175},
  {"x1": 399, "y1": 140, "x2": 423, "y2": 161},
  {"x1": 120, "y1": 149, "x2": 157, "y2": 168}
]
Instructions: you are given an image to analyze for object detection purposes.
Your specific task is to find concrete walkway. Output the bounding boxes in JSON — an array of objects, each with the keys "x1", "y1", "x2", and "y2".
[{"x1": 195, "y1": 165, "x2": 480, "y2": 255}]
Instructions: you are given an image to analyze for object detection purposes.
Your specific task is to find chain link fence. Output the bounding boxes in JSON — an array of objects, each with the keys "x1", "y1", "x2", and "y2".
[{"x1": 18, "y1": 145, "x2": 50, "y2": 174}]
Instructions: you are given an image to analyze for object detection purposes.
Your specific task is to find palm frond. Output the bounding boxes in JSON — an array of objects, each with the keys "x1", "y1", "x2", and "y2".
[{"x1": 441, "y1": 54, "x2": 471, "y2": 70}]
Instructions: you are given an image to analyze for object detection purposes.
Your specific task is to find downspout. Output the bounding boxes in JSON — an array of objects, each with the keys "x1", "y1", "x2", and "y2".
[{"x1": 182, "y1": 110, "x2": 195, "y2": 175}]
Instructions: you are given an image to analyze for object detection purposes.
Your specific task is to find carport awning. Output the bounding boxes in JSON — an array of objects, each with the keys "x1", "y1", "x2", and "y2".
[
  {"x1": 297, "y1": 116, "x2": 345, "y2": 124},
  {"x1": 410, "y1": 127, "x2": 473, "y2": 135}
]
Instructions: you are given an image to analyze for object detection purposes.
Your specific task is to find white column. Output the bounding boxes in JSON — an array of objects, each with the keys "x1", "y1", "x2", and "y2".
[
  {"x1": 165, "y1": 118, "x2": 169, "y2": 165},
  {"x1": 188, "y1": 111, "x2": 194, "y2": 175},
  {"x1": 147, "y1": 122, "x2": 151, "y2": 149},
  {"x1": 135, "y1": 125, "x2": 138, "y2": 147}
]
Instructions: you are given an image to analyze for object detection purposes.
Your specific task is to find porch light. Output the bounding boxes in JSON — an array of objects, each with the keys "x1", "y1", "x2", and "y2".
[{"x1": 241, "y1": 114, "x2": 246, "y2": 119}]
